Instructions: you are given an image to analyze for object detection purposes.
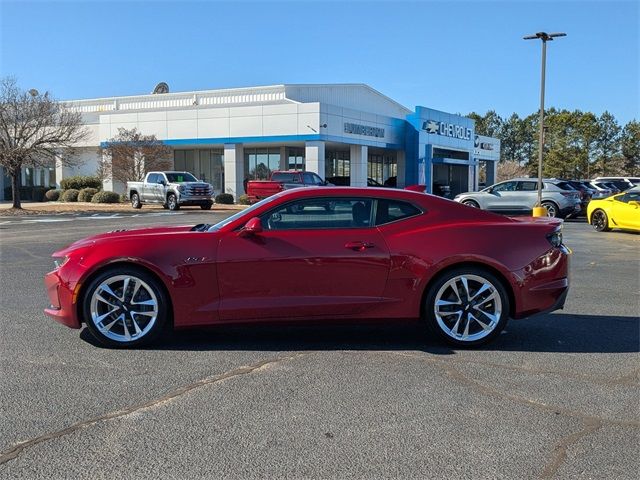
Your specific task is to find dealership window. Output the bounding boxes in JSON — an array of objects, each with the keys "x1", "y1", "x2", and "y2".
[
  {"x1": 287, "y1": 147, "x2": 305, "y2": 170},
  {"x1": 325, "y1": 150, "x2": 350, "y2": 179},
  {"x1": 174, "y1": 149, "x2": 224, "y2": 193},
  {"x1": 367, "y1": 151, "x2": 397, "y2": 185},
  {"x1": 245, "y1": 148, "x2": 281, "y2": 180},
  {"x1": 432, "y1": 148, "x2": 469, "y2": 161}
]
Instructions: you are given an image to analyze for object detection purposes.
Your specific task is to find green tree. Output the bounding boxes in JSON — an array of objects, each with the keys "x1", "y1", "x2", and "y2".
[
  {"x1": 467, "y1": 110, "x2": 503, "y2": 137},
  {"x1": 594, "y1": 112, "x2": 621, "y2": 176},
  {"x1": 620, "y1": 120, "x2": 640, "y2": 175}
]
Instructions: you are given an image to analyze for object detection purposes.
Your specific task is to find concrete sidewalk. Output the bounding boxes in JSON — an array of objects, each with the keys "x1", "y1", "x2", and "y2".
[{"x1": 0, "y1": 201, "x2": 246, "y2": 215}]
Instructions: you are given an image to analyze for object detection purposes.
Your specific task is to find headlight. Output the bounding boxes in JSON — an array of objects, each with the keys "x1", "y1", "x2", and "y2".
[
  {"x1": 53, "y1": 256, "x2": 69, "y2": 270},
  {"x1": 177, "y1": 185, "x2": 185, "y2": 193}
]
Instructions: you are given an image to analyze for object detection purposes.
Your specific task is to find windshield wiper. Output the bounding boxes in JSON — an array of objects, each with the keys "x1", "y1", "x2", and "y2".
[{"x1": 190, "y1": 224, "x2": 212, "y2": 232}]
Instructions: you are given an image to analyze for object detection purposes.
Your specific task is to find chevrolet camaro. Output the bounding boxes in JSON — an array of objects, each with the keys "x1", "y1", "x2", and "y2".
[{"x1": 44, "y1": 187, "x2": 570, "y2": 348}]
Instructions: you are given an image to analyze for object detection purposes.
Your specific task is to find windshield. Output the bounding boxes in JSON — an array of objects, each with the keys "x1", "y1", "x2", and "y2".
[
  {"x1": 207, "y1": 195, "x2": 280, "y2": 232},
  {"x1": 165, "y1": 172, "x2": 198, "y2": 183},
  {"x1": 554, "y1": 181, "x2": 576, "y2": 191}
]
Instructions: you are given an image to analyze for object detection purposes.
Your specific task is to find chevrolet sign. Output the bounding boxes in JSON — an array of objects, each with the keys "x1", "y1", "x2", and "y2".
[{"x1": 422, "y1": 120, "x2": 472, "y2": 141}]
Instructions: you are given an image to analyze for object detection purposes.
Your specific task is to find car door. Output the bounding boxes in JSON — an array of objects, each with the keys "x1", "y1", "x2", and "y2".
[
  {"x1": 154, "y1": 173, "x2": 168, "y2": 203},
  {"x1": 142, "y1": 174, "x2": 157, "y2": 202},
  {"x1": 485, "y1": 181, "x2": 518, "y2": 212},
  {"x1": 611, "y1": 192, "x2": 640, "y2": 229},
  {"x1": 516, "y1": 180, "x2": 539, "y2": 210},
  {"x1": 216, "y1": 197, "x2": 391, "y2": 321}
]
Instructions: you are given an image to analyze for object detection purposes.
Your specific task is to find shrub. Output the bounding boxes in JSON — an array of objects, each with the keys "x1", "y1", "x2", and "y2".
[
  {"x1": 45, "y1": 189, "x2": 63, "y2": 201},
  {"x1": 215, "y1": 193, "x2": 235, "y2": 205},
  {"x1": 237, "y1": 194, "x2": 251, "y2": 205},
  {"x1": 31, "y1": 186, "x2": 49, "y2": 202},
  {"x1": 91, "y1": 191, "x2": 121, "y2": 204},
  {"x1": 60, "y1": 175, "x2": 102, "y2": 191},
  {"x1": 61, "y1": 189, "x2": 80, "y2": 202},
  {"x1": 78, "y1": 187, "x2": 99, "y2": 202}
]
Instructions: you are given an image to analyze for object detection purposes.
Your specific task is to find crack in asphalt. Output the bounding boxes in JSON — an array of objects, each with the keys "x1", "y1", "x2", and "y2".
[
  {"x1": 384, "y1": 351, "x2": 640, "y2": 428},
  {"x1": 538, "y1": 419, "x2": 602, "y2": 479},
  {"x1": 0, "y1": 353, "x2": 304, "y2": 466}
]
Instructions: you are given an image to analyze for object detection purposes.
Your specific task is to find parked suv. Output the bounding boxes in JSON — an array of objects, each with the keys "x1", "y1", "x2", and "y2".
[
  {"x1": 593, "y1": 177, "x2": 640, "y2": 191},
  {"x1": 453, "y1": 178, "x2": 581, "y2": 218},
  {"x1": 127, "y1": 171, "x2": 214, "y2": 211}
]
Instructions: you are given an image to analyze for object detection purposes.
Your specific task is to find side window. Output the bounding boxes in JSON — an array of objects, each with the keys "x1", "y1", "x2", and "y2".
[
  {"x1": 303, "y1": 172, "x2": 324, "y2": 185},
  {"x1": 618, "y1": 192, "x2": 640, "y2": 203},
  {"x1": 260, "y1": 198, "x2": 373, "y2": 230},
  {"x1": 147, "y1": 174, "x2": 158, "y2": 184},
  {"x1": 492, "y1": 181, "x2": 517, "y2": 192},
  {"x1": 375, "y1": 199, "x2": 421, "y2": 226},
  {"x1": 517, "y1": 181, "x2": 537, "y2": 191}
]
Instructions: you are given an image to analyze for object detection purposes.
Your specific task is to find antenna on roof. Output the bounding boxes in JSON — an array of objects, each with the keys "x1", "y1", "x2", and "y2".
[{"x1": 152, "y1": 82, "x2": 169, "y2": 94}]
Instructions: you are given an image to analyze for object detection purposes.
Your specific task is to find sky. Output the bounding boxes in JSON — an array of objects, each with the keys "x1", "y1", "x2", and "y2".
[{"x1": 0, "y1": 0, "x2": 638, "y2": 124}]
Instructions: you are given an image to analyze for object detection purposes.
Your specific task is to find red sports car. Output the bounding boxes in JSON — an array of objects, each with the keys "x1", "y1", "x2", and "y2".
[{"x1": 44, "y1": 187, "x2": 570, "y2": 348}]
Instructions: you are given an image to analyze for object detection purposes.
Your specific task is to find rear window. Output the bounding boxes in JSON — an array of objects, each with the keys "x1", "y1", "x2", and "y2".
[
  {"x1": 375, "y1": 199, "x2": 422, "y2": 225},
  {"x1": 553, "y1": 182, "x2": 576, "y2": 191},
  {"x1": 271, "y1": 172, "x2": 299, "y2": 183}
]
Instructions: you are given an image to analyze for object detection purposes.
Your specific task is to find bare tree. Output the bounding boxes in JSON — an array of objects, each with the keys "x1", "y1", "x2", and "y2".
[
  {"x1": 497, "y1": 160, "x2": 529, "y2": 182},
  {"x1": 0, "y1": 77, "x2": 89, "y2": 208},
  {"x1": 98, "y1": 128, "x2": 172, "y2": 186}
]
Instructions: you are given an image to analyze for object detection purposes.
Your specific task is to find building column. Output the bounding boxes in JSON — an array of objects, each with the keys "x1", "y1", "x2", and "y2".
[
  {"x1": 224, "y1": 143, "x2": 245, "y2": 200},
  {"x1": 305, "y1": 141, "x2": 325, "y2": 178},
  {"x1": 396, "y1": 150, "x2": 406, "y2": 188},
  {"x1": 279, "y1": 146, "x2": 287, "y2": 170},
  {"x1": 350, "y1": 145, "x2": 368, "y2": 187},
  {"x1": 485, "y1": 160, "x2": 497, "y2": 186}
]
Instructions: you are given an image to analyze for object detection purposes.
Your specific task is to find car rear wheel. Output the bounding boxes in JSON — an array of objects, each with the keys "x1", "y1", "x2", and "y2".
[
  {"x1": 541, "y1": 201, "x2": 559, "y2": 218},
  {"x1": 462, "y1": 200, "x2": 480, "y2": 208},
  {"x1": 424, "y1": 268, "x2": 509, "y2": 347},
  {"x1": 167, "y1": 194, "x2": 180, "y2": 211},
  {"x1": 83, "y1": 267, "x2": 169, "y2": 348},
  {"x1": 130, "y1": 193, "x2": 142, "y2": 209},
  {"x1": 591, "y1": 209, "x2": 611, "y2": 232}
]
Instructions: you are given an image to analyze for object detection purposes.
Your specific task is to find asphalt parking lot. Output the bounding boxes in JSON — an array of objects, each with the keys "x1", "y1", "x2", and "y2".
[{"x1": 0, "y1": 210, "x2": 638, "y2": 479}]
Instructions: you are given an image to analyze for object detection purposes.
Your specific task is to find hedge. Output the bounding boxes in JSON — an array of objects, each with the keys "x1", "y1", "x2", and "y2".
[
  {"x1": 61, "y1": 189, "x2": 80, "y2": 202},
  {"x1": 215, "y1": 193, "x2": 235, "y2": 205},
  {"x1": 91, "y1": 191, "x2": 121, "y2": 203},
  {"x1": 45, "y1": 189, "x2": 63, "y2": 201},
  {"x1": 237, "y1": 194, "x2": 251, "y2": 205},
  {"x1": 3, "y1": 186, "x2": 49, "y2": 202},
  {"x1": 59, "y1": 175, "x2": 102, "y2": 191},
  {"x1": 78, "y1": 187, "x2": 99, "y2": 202}
]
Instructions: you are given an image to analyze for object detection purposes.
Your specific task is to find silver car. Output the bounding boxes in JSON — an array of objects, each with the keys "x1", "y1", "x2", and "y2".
[{"x1": 454, "y1": 178, "x2": 581, "y2": 218}]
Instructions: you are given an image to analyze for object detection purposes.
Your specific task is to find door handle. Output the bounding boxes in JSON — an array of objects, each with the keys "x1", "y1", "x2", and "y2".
[{"x1": 345, "y1": 241, "x2": 374, "y2": 251}]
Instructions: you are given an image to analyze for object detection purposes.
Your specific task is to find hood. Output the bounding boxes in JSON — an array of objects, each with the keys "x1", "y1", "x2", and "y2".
[{"x1": 54, "y1": 225, "x2": 196, "y2": 256}]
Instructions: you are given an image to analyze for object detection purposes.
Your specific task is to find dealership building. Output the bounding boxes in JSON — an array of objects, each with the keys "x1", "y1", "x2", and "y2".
[{"x1": 0, "y1": 83, "x2": 500, "y2": 201}]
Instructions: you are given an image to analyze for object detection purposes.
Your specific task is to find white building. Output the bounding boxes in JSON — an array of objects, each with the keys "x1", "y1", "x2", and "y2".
[{"x1": 0, "y1": 83, "x2": 499, "y2": 201}]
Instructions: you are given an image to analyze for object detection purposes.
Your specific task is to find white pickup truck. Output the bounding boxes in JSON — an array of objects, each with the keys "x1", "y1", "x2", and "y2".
[{"x1": 126, "y1": 171, "x2": 214, "y2": 211}]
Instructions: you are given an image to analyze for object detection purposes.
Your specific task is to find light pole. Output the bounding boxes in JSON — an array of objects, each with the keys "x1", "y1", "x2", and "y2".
[{"x1": 524, "y1": 31, "x2": 566, "y2": 216}]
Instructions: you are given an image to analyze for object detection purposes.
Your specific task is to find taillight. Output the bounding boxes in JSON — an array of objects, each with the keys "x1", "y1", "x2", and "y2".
[{"x1": 546, "y1": 228, "x2": 563, "y2": 248}]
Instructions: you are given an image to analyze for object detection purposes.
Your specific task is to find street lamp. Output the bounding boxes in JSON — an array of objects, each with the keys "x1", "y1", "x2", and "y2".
[{"x1": 524, "y1": 31, "x2": 566, "y2": 216}]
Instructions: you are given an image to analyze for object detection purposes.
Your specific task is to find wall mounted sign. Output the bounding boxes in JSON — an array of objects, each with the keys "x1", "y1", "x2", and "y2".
[
  {"x1": 475, "y1": 135, "x2": 495, "y2": 151},
  {"x1": 344, "y1": 122, "x2": 385, "y2": 138},
  {"x1": 422, "y1": 120, "x2": 472, "y2": 141}
]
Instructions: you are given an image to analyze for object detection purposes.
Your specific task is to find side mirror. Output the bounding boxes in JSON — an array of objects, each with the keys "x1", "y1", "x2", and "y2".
[
  {"x1": 158, "y1": 179, "x2": 166, "y2": 186},
  {"x1": 238, "y1": 217, "x2": 263, "y2": 237}
]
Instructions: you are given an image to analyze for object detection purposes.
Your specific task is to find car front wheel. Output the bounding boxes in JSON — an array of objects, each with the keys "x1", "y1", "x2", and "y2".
[
  {"x1": 83, "y1": 267, "x2": 169, "y2": 348},
  {"x1": 167, "y1": 194, "x2": 180, "y2": 211},
  {"x1": 541, "y1": 201, "x2": 559, "y2": 218},
  {"x1": 462, "y1": 200, "x2": 480, "y2": 208},
  {"x1": 591, "y1": 209, "x2": 611, "y2": 232},
  {"x1": 424, "y1": 268, "x2": 509, "y2": 347}
]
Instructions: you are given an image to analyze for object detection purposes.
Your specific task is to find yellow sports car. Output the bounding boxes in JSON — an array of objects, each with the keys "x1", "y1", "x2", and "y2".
[{"x1": 587, "y1": 187, "x2": 640, "y2": 232}]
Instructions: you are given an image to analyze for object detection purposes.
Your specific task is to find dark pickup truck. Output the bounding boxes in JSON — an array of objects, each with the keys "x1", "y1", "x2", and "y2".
[{"x1": 246, "y1": 171, "x2": 330, "y2": 203}]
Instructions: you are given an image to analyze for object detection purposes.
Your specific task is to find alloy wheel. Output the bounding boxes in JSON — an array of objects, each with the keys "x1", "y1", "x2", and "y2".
[
  {"x1": 433, "y1": 274, "x2": 502, "y2": 343},
  {"x1": 89, "y1": 275, "x2": 159, "y2": 343}
]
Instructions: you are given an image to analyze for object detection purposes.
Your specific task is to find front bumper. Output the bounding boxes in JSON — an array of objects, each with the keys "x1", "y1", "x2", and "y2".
[{"x1": 43, "y1": 269, "x2": 81, "y2": 329}]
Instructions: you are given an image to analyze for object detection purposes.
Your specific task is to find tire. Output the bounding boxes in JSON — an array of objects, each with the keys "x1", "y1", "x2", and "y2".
[
  {"x1": 162, "y1": 204, "x2": 168, "y2": 209},
  {"x1": 82, "y1": 266, "x2": 170, "y2": 348},
  {"x1": 130, "y1": 193, "x2": 142, "y2": 209},
  {"x1": 591, "y1": 209, "x2": 611, "y2": 232},
  {"x1": 424, "y1": 267, "x2": 510, "y2": 347},
  {"x1": 541, "y1": 201, "x2": 559, "y2": 218},
  {"x1": 167, "y1": 194, "x2": 180, "y2": 211},
  {"x1": 200, "y1": 202, "x2": 213, "y2": 210},
  {"x1": 462, "y1": 200, "x2": 480, "y2": 208}
]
